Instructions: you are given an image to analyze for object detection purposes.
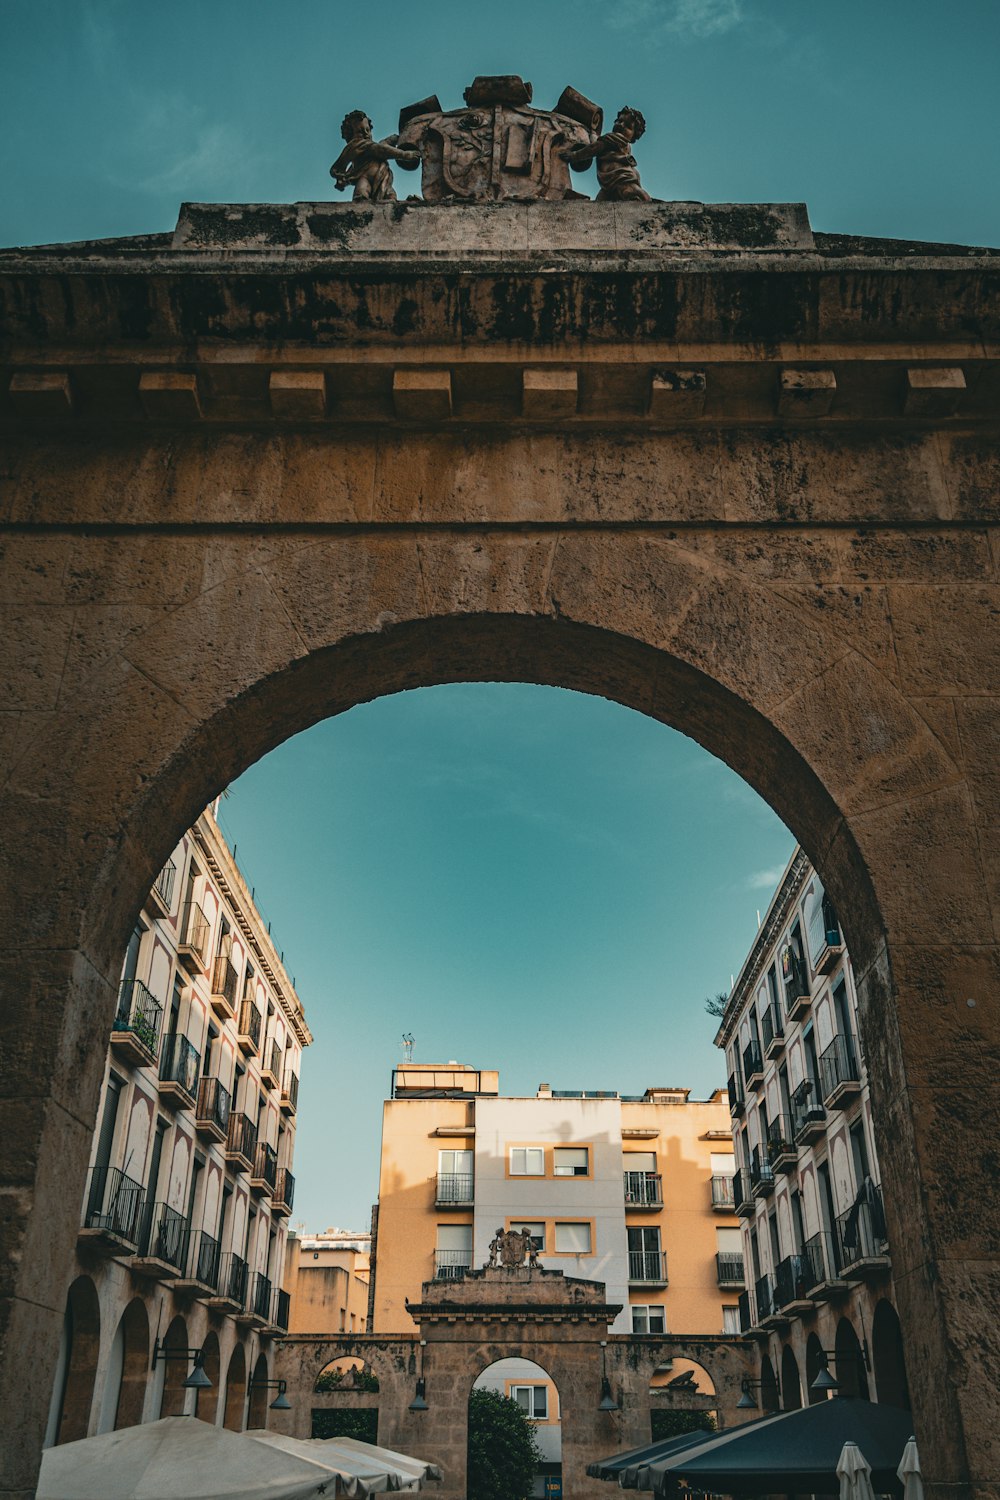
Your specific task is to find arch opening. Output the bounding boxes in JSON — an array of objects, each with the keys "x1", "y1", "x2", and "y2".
[
  {"x1": 50, "y1": 1276, "x2": 101, "y2": 1446},
  {"x1": 780, "y1": 1344, "x2": 802, "y2": 1410},
  {"x1": 223, "y1": 1344, "x2": 247, "y2": 1432},
  {"x1": 113, "y1": 1299, "x2": 149, "y2": 1431},
  {"x1": 158, "y1": 1316, "x2": 190, "y2": 1419},
  {"x1": 872, "y1": 1300, "x2": 911, "y2": 1412},
  {"x1": 834, "y1": 1316, "x2": 870, "y2": 1401},
  {"x1": 247, "y1": 1352, "x2": 270, "y2": 1430},
  {"x1": 472, "y1": 1358, "x2": 560, "y2": 1500}
]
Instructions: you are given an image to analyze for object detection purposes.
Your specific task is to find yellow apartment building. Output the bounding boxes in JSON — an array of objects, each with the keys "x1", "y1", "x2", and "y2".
[
  {"x1": 370, "y1": 1064, "x2": 742, "y2": 1338},
  {"x1": 284, "y1": 1227, "x2": 372, "y2": 1336}
]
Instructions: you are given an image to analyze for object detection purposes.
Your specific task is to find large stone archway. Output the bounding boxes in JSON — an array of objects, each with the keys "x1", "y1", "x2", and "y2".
[{"x1": 1, "y1": 201, "x2": 999, "y2": 1497}]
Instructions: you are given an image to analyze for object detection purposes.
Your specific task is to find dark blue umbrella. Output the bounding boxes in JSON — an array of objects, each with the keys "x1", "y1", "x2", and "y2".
[{"x1": 586, "y1": 1428, "x2": 717, "y2": 1482}]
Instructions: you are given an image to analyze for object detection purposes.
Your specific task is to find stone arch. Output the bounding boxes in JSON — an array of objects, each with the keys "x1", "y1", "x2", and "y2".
[
  {"x1": 113, "y1": 1299, "x2": 149, "y2": 1430},
  {"x1": 2, "y1": 534, "x2": 988, "y2": 1483},
  {"x1": 649, "y1": 1355, "x2": 716, "y2": 1397},
  {"x1": 872, "y1": 1299, "x2": 911, "y2": 1411},
  {"x1": 315, "y1": 1356, "x2": 380, "y2": 1392},
  {"x1": 52, "y1": 1276, "x2": 101, "y2": 1445},
  {"x1": 472, "y1": 1357, "x2": 561, "y2": 1492},
  {"x1": 834, "y1": 1315, "x2": 870, "y2": 1400},
  {"x1": 159, "y1": 1315, "x2": 189, "y2": 1418},
  {"x1": 759, "y1": 1353, "x2": 780, "y2": 1413},
  {"x1": 223, "y1": 1344, "x2": 248, "y2": 1431},
  {"x1": 248, "y1": 1351, "x2": 270, "y2": 1429},
  {"x1": 780, "y1": 1344, "x2": 802, "y2": 1410},
  {"x1": 194, "y1": 1331, "x2": 221, "y2": 1425}
]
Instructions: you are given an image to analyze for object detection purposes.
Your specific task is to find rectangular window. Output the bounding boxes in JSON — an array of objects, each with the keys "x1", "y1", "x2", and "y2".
[
  {"x1": 438, "y1": 1149, "x2": 473, "y2": 1175},
  {"x1": 553, "y1": 1147, "x2": 589, "y2": 1177},
  {"x1": 509, "y1": 1147, "x2": 544, "y2": 1176},
  {"x1": 722, "y1": 1305, "x2": 741, "y2": 1335},
  {"x1": 512, "y1": 1385, "x2": 548, "y2": 1420},
  {"x1": 510, "y1": 1221, "x2": 545, "y2": 1252},
  {"x1": 554, "y1": 1221, "x2": 592, "y2": 1254},
  {"x1": 631, "y1": 1305, "x2": 666, "y2": 1334}
]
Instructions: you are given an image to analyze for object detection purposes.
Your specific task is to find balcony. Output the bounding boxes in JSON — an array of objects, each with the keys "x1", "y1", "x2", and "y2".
[
  {"x1": 110, "y1": 978, "x2": 163, "y2": 1068},
  {"x1": 174, "y1": 1229, "x2": 222, "y2": 1295},
  {"x1": 250, "y1": 1141, "x2": 278, "y2": 1197},
  {"x1": 261, "y1": 1039, "x2": 282, "y2": 1091},
  {"x1": 177, "y1": 900, "x2": 210, "y2": 974},
  {"x1": 224, "y1": 1112, "x2": 257, "y2": 1172},
  {"x1": 132, "y1": 1201, "x2": 187, "y2": 1279},
  {"x1": 271, "y1": 1287, "x2": 291, "y2": 1333},
  {"x1": 727, "y1": 1073, "x2": 745, "y2": 1117},
  {"x1": 766, "y1": 1115, "x2": 797, "y2": 1174},
  {"x1": 750, "y1": 1147, "x2": 775, "y2": 1200},
  {"x1": 756, "y1": 1271, "x2": 789, "y2": 1330},
  {"x1": 782, "y1": 952, "x2": 811, "y2": 1022},
  {"x1": 237, "y1": 1000, "x2": 262, "y2": 1057},
  {"x1": 716, "y1": 1251, "x2": 745, "y2": 1288},
  {"x1": 791, "y1": 1079, "x2": 827, "y2": 1145},
  {"x1": 210, "y1": 956, "x2": 239, "y2": 1021},
  {"x1": 206, "y1": 1251, "x2": 248, "y2": 1313},
  {"x1": 734, "y1": 1169, "x2": 755, "y2": 1219},
  {"x1": 272, "y1": 1168, "x2": 295, "y2": 1217},
  {"x1": 761, "y1": 1002, "x2": 784, "y2": 1060},
  {"x1": 819, "y1": 1034, "x2": 862, "y2": 1110},
  {"x1": 145, "y1": 858, "x2": 176, "y2": 918},
  {"x1": 79, "y1": 1166, "x2": 144, "y2": 1253},
  {"x1": 774, "y1": 1252, "x2": 815, "y2": 1315},
  {"x1": 737, "y1": 1288, "x2": 758, "y2": 1335},
  {"x1": 803, "y1": 1230, "x2": 849, "y2": 1301},
  {"x1": 237, "y1": 1271, "x2": 272, "y2": 1329},
  {"x1": 813, "y1": 901, "x2": 845, "y2": 975},
  {"x1": 742, "y1": 1040, "x2": 764, "y2": 1089},
  {"x1": 837, "y1": 1188, "x2": 891, "y2": 1282},
  {"x1": 436, "y1": 1172, "x2": 474, "y2": 1207},
  {"x1": 280, "y1": 1068, "x2": 299, "y2": 1116},
  {"x1": 710, "y1": 1173, "x2": 736, "y2": 1211},
  {"x1": 434, "y1": 1249, "x2": 472, "y2": 1281},
  {"x1": 624, "y1": 1171, "x2": 663, "y2": 1209},
  {"x1": 194, "y1": 1076, "x2": 231, "y2": 1143},
  {"x1": 628, "y1": 1250, "x2": 668, "y2": 1285},
  {"x1": 158, "y1": 1034, "x2": 200, "y2": 1109}
]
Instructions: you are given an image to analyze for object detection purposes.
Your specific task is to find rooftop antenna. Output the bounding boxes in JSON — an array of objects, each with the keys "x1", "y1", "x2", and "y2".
[{"x1": 402, "y1": 1032, "x2": 414, "y2": 1064}]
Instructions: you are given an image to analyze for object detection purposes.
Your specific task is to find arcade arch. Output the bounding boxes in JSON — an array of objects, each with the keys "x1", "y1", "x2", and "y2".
[
  {"x1": 158, "y1": 1316, "x2": 189, "y2": 1418},
  {"x1": 112, "y1": 1299, "x2": 149, "y2": 1431},
  {"x1": 248, "y1": 1351, "x2": 271, "y2": 1429},
  {"x1": 780, "y1": 1344, "x2": 802, "y2": 1410},
  {"x1": 872, "y1": 1300, "x2": 911, "y2": 1412},
  {"x1": 47, "y1": 1276, "x2": 101, "y2": 1446},
  {"x1": 472, "y1": 1358, "x2": 561, "y2": 1500},
  {"x1": 834, "y1": 1316, "x2": 870, "y2": 1401},
  {"x1": 223, "y1": 1344, "x2": 248, "y2": 1431}
]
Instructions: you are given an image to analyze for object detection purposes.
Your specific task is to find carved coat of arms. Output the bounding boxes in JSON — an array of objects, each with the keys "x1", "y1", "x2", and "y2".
[{"x1": 396, "y1": 75, "x2": 602, "y2": 203}]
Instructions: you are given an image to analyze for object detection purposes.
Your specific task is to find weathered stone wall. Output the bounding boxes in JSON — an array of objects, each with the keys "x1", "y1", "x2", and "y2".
[{"x1": 2, "y1": 214, "x2": 999, "y2": 1497}]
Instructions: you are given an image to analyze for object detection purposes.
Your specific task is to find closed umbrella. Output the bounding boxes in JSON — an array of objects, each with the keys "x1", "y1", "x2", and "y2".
[
  {"x1": 898, "y1": 1437, "x2": 924, "y2": 1500},
  {"x1": 329, "y1": 1437, "x2": 443, "y2": 1483},
  {"x1": 837, "y1": 1441, "x2": 877, "y2": 1500},
  {"x1": 245, "y1": 1431, "x2": 404, "y2": 1494}
]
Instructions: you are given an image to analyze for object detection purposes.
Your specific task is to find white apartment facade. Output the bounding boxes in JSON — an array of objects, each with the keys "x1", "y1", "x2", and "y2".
[
  {"x1": 47, "y1": 804, "x2": 311, "y2": 1445},
  {"x1": 714, "y1": 848, "x2": 910, "y2": 1411}
]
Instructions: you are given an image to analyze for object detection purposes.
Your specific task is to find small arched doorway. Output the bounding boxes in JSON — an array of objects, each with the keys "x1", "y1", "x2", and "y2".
[
  {"x1": 223, "y1": 1344, "x2": 247, "y2": 1431},
  {"x1": 781, "y1": 1344, "x2": 802, "y2": 1410},
  {"x1": 473, "y1": 1359, "x2": 560, "y2": 1500},
  {"x1": 311, "y1": 1358, "x2": 380, "y2": 1442},
  {"x1": 49, "y1": 1276, "x2": 101, "y2": 1445},
  {"x1": 835, "y1": 1316, "x2": 870, "y2": 1400},
  {"x1": 872, "y1": 1300, "x2": 911, "y2": 1411},
  {"x1": 113, "y1": 1299, "x2": 149, "y2": 1430},
  {"x1": 158, "y1": 1316, "x2": 189, "y2": 1418},
  {"x1": 248, "y1": 1352, "x2": 270, "y2": 1429},
  {"x1": 759, "y1": 1354, "x2": 780, "y2": 1414},
  {"x1": 649, "y1": 1357, "x2": 718, "y2": 1436}
]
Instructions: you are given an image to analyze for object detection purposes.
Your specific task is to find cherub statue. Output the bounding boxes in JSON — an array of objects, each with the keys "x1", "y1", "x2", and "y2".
[
  {"x1": 487, "y1": 1228, "x2": 504, "y2": 1268},
  {"x1": 562, "y1": 106, "x2": 651, "y2": 202},
  {"x1": 521, "y1": 1229, "x2": 540, "y2": 1269},
  {"x1": 330, "y1": 110, "x2": 420, "y2": 203}
]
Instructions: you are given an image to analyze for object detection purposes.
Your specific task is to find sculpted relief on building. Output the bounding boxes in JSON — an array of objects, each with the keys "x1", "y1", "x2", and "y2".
[{"x1": 330, "y1": 74, "x2": 650, "y2": 204}]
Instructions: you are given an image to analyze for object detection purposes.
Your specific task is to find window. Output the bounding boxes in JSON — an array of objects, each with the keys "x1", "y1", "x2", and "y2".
[
  {"x1": 509, "y1": 1147, "x2": 544, "y2": 1176},
  {"x1": 554, "y1": 1221, "x2": 592, "y2": 1254},
  {"x1": 631, "y1": 1305, "x2": 666, "y2": 1334},
  {"x1": 512, "y1": 1385, "x2": 548, "y2": 1420},
  {"x1": 553, "y1": 1147, "x2": 589, "y2": 1177},
  {"x1": 722, "y1": 1305, "x2": 741, "y2": 1335},
  {"x1": 511, "y1": 1221, "x2": 545, "y2": 1252},
  {"x1": 438, "y1": 1148, "x2": 473, "y2": 1175}
]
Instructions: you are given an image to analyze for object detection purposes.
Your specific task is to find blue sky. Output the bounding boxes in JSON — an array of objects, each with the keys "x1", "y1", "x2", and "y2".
[{"x1": 3, "y1": 2, "x2": 994, "y2": 1229}]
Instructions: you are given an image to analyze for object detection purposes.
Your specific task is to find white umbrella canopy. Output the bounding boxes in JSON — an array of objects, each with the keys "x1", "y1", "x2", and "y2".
[
  {"x1": 327, "y1": 1437, "x2": 443, "y2": 1483},
  {"x1": 37, "y1": 1417, "x2": 340, "y2": 1500},
  {"x1": 898, "y1": 1437, "x2": 924, "y2": 1500},
  {"x1": 245, "y1": 1432, "x2": 407, "y2": 1494},
  {"x1": 837, "y1": 1440, "x2": 877, "y2": 1500}
]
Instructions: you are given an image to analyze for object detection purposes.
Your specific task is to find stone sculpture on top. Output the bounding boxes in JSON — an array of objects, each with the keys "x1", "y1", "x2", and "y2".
[{"x1": 329, "y1": 77, "x2": 651, "y2": 205}]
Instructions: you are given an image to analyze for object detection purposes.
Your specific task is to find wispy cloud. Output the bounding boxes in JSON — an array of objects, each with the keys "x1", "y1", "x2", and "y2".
[
  {"x1": 609, "y1": 0, "x2": 747, "y2": 42},
  {"x1": 745, "y1": 865, "x2": 785, "y2": 892}
]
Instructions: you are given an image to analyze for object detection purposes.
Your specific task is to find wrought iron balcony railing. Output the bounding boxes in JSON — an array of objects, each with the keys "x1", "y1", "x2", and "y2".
[
  {"x1": 738, "y1": 1288, "x2": 755, "y2": 1333},
  {"x1": 624, "y1": 1171, "x2": 663, "y2": 1208},
  {"x1": 435, "y1": 1249, "x2": 472, "y2": 1280},
  {"x1": 261, "y1": 1039, "x2": 282, "y2": 1088},
  {"x1": 281, "y1": 1067, "x2": 299, "y2": 1113},
  {"x1": 195, "y1": 1076, "x2": 231, "y2": 1141},
  {"x1": 82, "y1": 1165, "x2": 144, "y2": 1247},
  {"x1": 754, "y1": 1271, "x2": 775, "y2": 1322},
  {"x1": 734, "y1": 1169, "x2": 755, "y2": 1217},
  {"x1": 184, "y1": 1228, "x2": 221, "y2": 1291},
  {"x1": 628, "y1": 1250, "x2": 668, "y2": 1284},
  {"x1": 710, "y1": 1173, "x2": 735, "y2": 1209},
  {"x1": 250, "y1": 1271, "x2": 272, "y2": 1321},
  {"x1": 803, "y1": 1229, "x2": 844, "y2": 1293},
  {"x1": 727, "y1": 1072, "x2": 744, "y2": 1116},
  {"x1": 837, "y1": 1185, "x2": 889, "y2": 1274},
  {"x1": 750, "y1": 1146, "x2": 775, "y2": 1197},
  {"x1": 774, "y1": 1252, "x2": 813, "y2": 1309},
  {"x1": 742, "y1": 1039, "x2": 764, "y2": 1086},
  {"x1": 139, "y1": 1201, "x2": 187, "y2": 1270},
  {"x1": 225, "y1": 1111, "x2": 257, "y2": 1170},
  {"x1": 152, "y1": 858, "x2": 176, "y2": 912},
  {"x1": 213, "y1": 1250, "x2": 249, "y2": 1308},
  {"x1": 791, "y1": 1078, "x2": 827, "y2": 1142},
  {"x1": 436, "y1": 1172, "x2": 474, "y2": 1204},
  {"x1": 761, "y1": 1001, "x2": 784, "y2": 1055},
  {"x1": 158, "y1": 1033, "x2": 200, "y2": 1104},
  {"x1": 819, "y1": 1033, "x2": 861, "y2": 1106},
  {"x1": 273, "y1": 1168, "x2": 295, "y2": 1215},
  {"x1": 112, "y1": 978, "x2": 163, "y2": 1064},
  {"x1": 237, "y1": 1000, "x2": 262, "y2": 1055},
  {"x1": 716, "y1": 1251, "x2": 745, "y2": 1286},
  {"x1": 251, "y1": 1141, "x2": 278, "y2": 1194},
  {"x1": 272, "y1": 1287, "x2": 291, "y2": 1332},
  {"x1": 210, "y1": 955, "x2": 239, "y2": 1015},
  {"x1": 766, "y1": 1114, "x2": 797, "y2": 1169},
  {"x1": 178, "y1": 900, "x2": 210, "y2": 968}
]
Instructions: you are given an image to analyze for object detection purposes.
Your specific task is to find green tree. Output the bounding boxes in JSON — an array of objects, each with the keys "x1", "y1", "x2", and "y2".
[
  {"x1": 467, "y1": 1388, "x2": 541, "y2": 1500},
  {"x1": 650, "y1": 1409, "x2": 716, "y2": 1439}
]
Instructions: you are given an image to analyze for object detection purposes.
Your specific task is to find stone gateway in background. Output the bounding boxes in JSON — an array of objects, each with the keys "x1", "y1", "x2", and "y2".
[{"x1": 2, "y1": 112, "x2": 1000, "y2": 1500}]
